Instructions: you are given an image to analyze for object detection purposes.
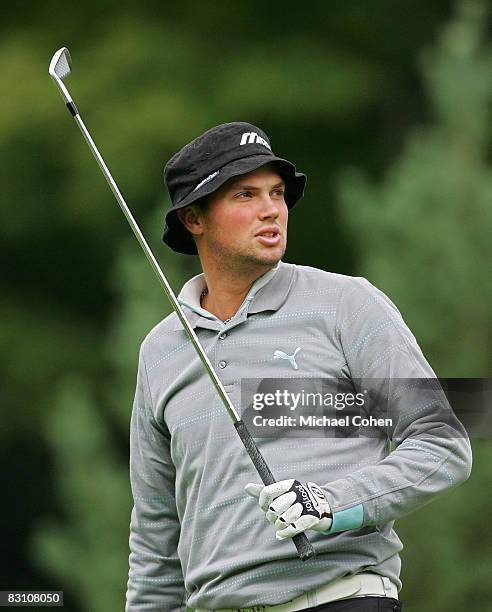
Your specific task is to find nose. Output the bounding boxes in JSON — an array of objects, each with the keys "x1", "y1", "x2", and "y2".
[{"x1": 258, "y1": 193, "x2": 280, "y2": 220}]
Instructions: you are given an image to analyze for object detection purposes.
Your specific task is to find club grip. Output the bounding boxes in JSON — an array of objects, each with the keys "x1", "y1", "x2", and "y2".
[{"x1": 234, "y1": 420, "x2": 315, "y2": 561}]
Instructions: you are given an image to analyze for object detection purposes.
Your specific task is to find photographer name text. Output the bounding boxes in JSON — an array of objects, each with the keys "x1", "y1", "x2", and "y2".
[{"x1": 252, "y1": 414, "x2": 393, "y2": 428}]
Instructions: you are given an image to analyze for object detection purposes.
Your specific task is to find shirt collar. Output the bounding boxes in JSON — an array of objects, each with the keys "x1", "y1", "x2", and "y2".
[{"x1": 172, "y1": 261, "x2": 295, "y2": 330}]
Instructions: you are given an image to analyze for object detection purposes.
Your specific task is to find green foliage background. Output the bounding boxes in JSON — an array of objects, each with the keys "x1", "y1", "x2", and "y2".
[{"x1": 1, "y1": 1, "x2": 490, "y2": 610}]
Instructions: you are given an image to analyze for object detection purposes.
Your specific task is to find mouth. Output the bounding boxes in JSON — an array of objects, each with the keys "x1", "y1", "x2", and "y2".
[{"x1": 255, "y1": 227, "x2": 282, "y2": 246}]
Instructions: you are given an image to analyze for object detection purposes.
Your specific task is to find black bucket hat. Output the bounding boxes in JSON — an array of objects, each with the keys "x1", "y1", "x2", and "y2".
[{"x1": 162, "y1": 122, "x2": 307, "y2": 254}]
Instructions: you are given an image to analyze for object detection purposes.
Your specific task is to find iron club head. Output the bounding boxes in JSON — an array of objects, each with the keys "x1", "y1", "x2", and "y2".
[
  {"x1": 49, "y1": 47, "x2": 72, "y2": 80},
  {"x1": 49, "y1": 47, "x2": 74, "y2": 104}
]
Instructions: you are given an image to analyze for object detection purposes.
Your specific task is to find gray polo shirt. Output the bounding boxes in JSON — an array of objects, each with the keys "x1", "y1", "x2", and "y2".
[{"x1": 126, "y1": 261, "x2": 471, "y2": 611}]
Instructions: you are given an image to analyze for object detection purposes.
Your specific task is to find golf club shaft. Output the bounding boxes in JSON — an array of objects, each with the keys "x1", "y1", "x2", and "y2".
[{"x1": 61, "y1": 97, "x2": 315, "y2": 561}]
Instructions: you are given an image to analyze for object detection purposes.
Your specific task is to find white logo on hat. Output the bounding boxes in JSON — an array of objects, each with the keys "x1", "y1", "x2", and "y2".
[
  {"x1": 193, "y1": 170, "x2": 219, "y2": 192},
  {"x1": 240, "y1": 132, "x2": 272, "y2": 150}
]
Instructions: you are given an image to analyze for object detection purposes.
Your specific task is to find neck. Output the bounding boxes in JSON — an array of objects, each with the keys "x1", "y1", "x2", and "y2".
[{"x1": 200, "y1": 260, "x2": 275, "y2": 322}]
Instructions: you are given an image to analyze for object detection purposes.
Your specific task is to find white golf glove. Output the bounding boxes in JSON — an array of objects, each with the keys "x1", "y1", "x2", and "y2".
[{"x1": 245, "y1": 479, "x2": 333, "y2": 540}]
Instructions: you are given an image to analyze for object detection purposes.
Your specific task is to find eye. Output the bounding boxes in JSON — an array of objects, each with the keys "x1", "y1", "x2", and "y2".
[
  {"x1": 272, "y1": 188, "x2": 285, "y2": 197},
  {"x1": 236, "y1": 191, "x2": 252, "y2": 199}
]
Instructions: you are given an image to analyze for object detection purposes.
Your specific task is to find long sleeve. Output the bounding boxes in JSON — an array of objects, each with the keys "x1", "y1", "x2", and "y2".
[
  {"x1": 126, "y1": 347, "x2": 186, "y2": 611},
  {"x1": 322, "y1": 277, "x2": 472, "y2": 533}
]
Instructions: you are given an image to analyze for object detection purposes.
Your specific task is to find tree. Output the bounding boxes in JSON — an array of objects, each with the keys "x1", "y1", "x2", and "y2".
[
  {"x1": 338, "y1": 0, "x2": 492, "y2": 377},
  {"x1": 32, "y1": 210, "x2": 199, "y2": 610},
  {"x1": 338, "y1": 2, "x2": 492, "y2": 610}
]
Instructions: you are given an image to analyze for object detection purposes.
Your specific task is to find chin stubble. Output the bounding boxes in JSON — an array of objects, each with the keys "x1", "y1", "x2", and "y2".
[{"x1": 209, "y1": 238, "x2": 285, "y2": 273}]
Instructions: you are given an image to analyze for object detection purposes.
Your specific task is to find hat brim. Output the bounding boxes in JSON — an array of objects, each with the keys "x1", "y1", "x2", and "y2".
[{"x1": 163, "y1": 154, "x2": 306, "y2": 255}]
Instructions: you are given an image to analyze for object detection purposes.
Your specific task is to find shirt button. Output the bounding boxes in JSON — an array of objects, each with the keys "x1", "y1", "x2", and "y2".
[
  {"x1": 218, "y1": 360, "x2": 227, "y2": 369},
  {"x1": 219, "y1": 332, "x2": 227, "y2": 340}
]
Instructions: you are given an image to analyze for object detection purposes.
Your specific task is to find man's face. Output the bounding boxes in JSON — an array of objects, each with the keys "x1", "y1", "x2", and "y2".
[{"x1": 196, "y1": 164, "x2": 288, "y2": 270}]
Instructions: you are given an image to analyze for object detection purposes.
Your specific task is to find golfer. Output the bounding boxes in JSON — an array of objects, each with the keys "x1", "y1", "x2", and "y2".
[{"x1": 125, "y1": 122, "x2": 472, "y2": 611}]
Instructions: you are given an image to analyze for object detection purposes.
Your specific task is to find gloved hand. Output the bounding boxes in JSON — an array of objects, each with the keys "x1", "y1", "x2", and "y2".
[{"x1": 245, "y1": 479, "x2": 333, "y2": 540}]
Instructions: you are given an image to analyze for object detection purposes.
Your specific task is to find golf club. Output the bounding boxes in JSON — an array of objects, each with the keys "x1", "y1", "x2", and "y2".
[{"x1": 49, "y1": 47, "x2": 315, "y2": 561}]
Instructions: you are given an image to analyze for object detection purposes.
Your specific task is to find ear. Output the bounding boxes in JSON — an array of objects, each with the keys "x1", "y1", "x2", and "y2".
[{"x1": 177, "y1": 204, "x2": 205, "y2": 237}]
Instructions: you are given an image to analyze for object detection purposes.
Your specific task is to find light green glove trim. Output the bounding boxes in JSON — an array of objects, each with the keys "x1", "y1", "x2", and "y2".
[{"x1": 322, "y1": 503, "x2": 364, "y2": 534}]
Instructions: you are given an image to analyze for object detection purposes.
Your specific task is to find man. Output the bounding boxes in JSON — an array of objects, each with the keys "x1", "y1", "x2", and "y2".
[{"x1": 126, "y1": 122, "x2": 472, "y2": 611}]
